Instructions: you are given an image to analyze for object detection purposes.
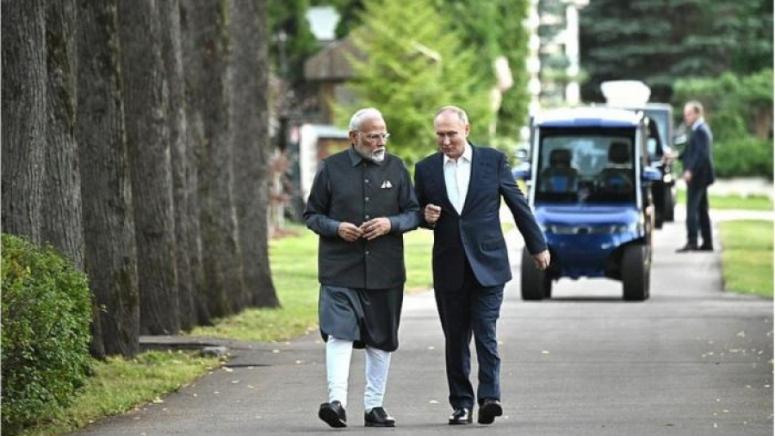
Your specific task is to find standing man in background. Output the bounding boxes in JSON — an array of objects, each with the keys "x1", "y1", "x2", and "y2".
[
  {"x1": 304, "y1": 108, "x2": 419, "y2": 428},
  {"x1": 677, "y1": 100, "x2": 715, "y2": 252},
  {"x1": 414, "y1": 106, "x2": 550, "y2": 425}
]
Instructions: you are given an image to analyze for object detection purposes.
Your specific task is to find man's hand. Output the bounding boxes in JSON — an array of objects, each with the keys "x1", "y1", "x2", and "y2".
[
  {"x1": 424, "y1": 204, "x2": 441, "y2": 224},
  {"x1": 532, "y1": 249, "x2": 550, "y2": 270},
  {"x1": 338, "y1": 222, "x2": 363, "y2": 242},
  {"x1": 683, "y1": 170, "x2": 692, "y2": 183},
  {"x1": 361, "y1": 217, "x2": 391, "y2": 240}
]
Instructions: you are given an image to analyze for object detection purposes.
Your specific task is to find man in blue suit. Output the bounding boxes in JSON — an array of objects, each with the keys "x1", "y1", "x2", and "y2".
[
  {"x1": 676, "y1": 100, "x2": 715, "y2": 252},
  {"x1": 414, "y1": 106, "x2": 550, "y2": 425}
]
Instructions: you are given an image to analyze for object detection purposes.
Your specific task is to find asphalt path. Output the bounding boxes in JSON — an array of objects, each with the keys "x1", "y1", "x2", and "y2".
[{"x1": 76, "y1": 216, "x2": 773, "y2": 436}]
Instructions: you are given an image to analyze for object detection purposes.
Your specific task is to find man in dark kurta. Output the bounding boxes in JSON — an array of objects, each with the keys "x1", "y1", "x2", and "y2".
[{"x1": 304, "y1": 108, "x2": 420, "y2": 429}]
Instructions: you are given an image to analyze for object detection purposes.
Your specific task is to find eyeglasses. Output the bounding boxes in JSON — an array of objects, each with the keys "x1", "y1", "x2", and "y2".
[{"x1": 361, "y1": 132, "x2": 390, "y2": 142}]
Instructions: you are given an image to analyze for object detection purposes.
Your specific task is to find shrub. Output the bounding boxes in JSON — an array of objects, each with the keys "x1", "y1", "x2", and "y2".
[
  {"x1": 714, "y1": 137, "x2": 774, "y2": 179},
  {"x1": 1, "y1": 234, "x2": 92, "y2": 434}
]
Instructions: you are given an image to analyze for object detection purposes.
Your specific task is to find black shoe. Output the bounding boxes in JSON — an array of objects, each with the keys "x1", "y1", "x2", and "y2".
[
  {"x1": 364, "y1": 407, "x2": 395, "y2": 427},
  {"x1": 318, "y1": 401, "x2": 347, "y2": 428},
  {"x1": 478, "y1": 399, "x2": 503, "y2": 424},
  {"x1": 676, "y1": 243, "x2": 698, "y2": 253},
  {"x1": 448, "y1": 407, "x2": 473, "y2": 425},
  {"x1": 698, "y1": 244, "x2": 713, "y2": 251}
]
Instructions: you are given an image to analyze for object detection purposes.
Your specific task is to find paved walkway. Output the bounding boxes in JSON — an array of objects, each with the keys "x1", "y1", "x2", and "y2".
[{"x1": 76, "y1": 215, "x2": 773, "y2": 436}]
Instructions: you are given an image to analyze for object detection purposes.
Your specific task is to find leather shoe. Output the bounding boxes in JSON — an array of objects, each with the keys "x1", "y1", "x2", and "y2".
[
  {"x1": 364, "y1": 407, "x2": 395, "y2": 427},
  {"x1": 318, "y1": 401, "x2": 346, "y2": 428},
  {"x1": 448, "y1": 407, "x2": 473, "y2": 425},
  {"x1": 676, "y1": 243, "x2": 698, "y2": 253},
  {"x1": 478, "y1": 399, "x2": 503, "y2": 424},
  {"x1": 698, "y1": 244, "x2": 713, "y2": 251}
]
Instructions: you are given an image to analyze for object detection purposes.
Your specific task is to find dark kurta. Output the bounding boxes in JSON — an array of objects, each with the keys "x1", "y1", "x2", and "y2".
[
  {"x1": 304, "y1": 147, "x2": 420, "y2": 350},
  {"x1": 304, "y1": 147, "x2": 420, "y2": 289}
]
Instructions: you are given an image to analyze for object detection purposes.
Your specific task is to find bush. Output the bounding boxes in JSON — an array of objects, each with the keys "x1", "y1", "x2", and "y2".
[
  {"x1": 713, "y1": 137, "x2": 774, "y2": 179},
  {"x1": 1, "y1": 234, "x2": 92, "y2": 434}
]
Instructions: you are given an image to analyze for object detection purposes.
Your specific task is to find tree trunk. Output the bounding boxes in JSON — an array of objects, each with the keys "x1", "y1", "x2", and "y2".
[
  {"x1": 117, "y1": 0, "x2": 180, "y2": 335},
  {"x1": 229, "y1": 0, "x2": 279, "y2": 308},
  {"x1": 1, "y1": 0, "x2": 46, "y2": 244},
  {"x1": 42, "y1": 0, "x2": 84, "y2": 270},
  {"x1": 76, "y1": 0, "x2": 140, "y2": 357},
  {"x1": 179, "y1": 2, "x2": 211, "y2": 325},
  {"x1": 158, "y1": 0, "x2": 195, "y2": 331},
  {"x1": 180, "y1": 0, "x2": 245, "y2": 317}
]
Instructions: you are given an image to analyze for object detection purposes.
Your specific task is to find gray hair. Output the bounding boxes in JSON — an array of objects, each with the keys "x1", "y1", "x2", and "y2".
[
  {"x1": 349, "y1": 107, "x2": 383, "y2": 131},
  {"x1": 435, "y1": 105, "x2": 469, "y2": 124},
  {"x1": 684, "y1": 100, "x2": 704, "y2": 116}
]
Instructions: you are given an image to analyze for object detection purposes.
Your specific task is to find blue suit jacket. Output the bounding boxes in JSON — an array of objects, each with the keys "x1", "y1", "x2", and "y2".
[
  {"x1": 414, "y1": 144, "x2": 547, "y2": 292},
  {"x1": 680, "y1": 122, "x2": 715, "y2": 187}
]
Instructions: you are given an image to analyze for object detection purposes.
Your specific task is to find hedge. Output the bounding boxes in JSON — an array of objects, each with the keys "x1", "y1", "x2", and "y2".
[{"x1": 1, "y1": 234, "x2": 92, "y2": 434}]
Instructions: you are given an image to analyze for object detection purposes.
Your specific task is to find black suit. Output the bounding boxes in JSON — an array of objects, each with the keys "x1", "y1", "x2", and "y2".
[
  {"x1": 414, "y1": 144, "x2": 546, "y2": 409},
  {"x1": 680, "y1": 122, "x2": 715, "y2": 247}
]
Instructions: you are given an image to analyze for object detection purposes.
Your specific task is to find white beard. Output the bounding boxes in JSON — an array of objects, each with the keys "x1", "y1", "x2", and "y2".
[{"x1": 370, "y1": 148, "x2": 386, "y2": 163}]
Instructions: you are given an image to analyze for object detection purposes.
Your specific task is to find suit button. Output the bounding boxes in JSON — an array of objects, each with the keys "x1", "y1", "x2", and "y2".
[
  {"x1": 365, "y1": 197, "x2": 370, "y2": 202},
  {"x1": 365, "y1": 178, "x2": 369, "y2": 183},
  {"x1": 365, "y1": 215, "x2": 371, "y2": 219},
  {"x1": 365, "y1": 250, "x2": 370, "y2": 255}
]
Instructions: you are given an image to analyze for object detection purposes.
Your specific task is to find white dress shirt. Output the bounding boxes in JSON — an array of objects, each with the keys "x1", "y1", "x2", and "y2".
[{"x1": 443, "y1": 143, "x2": 472, "y2": 214}]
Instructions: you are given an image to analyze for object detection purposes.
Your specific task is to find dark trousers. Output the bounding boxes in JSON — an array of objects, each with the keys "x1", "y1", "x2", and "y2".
[
  {"x1": 434, "y1": 259, "x2": 504, "y2": 410},
  {"x1": 686, "y1": 182, "x2": 712, "y2": 247}
]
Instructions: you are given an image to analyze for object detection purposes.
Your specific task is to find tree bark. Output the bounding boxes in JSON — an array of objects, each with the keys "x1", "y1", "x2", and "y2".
[
  {"x1": 159, "y1": 0, "x2": 195, "y2": 331},
  {"x1": 179, "y1": 1, "x2": 211, "y2": 325},
  {"x1": 180, "y1": 0, "x2": 245, "y2": 317},
  {"x1": 229, "y1": 0, "x2": 279, "y2": 308},
  {"x1": 117, "y1": 0, "x2": 180, "y2": 334},
  {"x1": 76, "y1": 0, "x2": 140, "y2": 357},
  {"x1": 1, "y1": 0, "x2": 47, "y2": 244},
  {"x1": 42, "y1": 0, "x2": 84, "y2": 270}
]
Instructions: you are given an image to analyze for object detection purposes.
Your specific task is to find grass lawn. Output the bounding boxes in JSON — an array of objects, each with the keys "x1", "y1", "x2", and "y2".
[
  {"x1": 21, "y1": 351, "x2": 220, "y2": 436},
  {"x1": 190, "y1": 224, "x2": 436, "y2": 342},
  {"x1": 676, "y1": 189, "x2": 773, "y2": 211},
  {"x1": 719, "y1": 220, "x2": 773, "y2": 298}
]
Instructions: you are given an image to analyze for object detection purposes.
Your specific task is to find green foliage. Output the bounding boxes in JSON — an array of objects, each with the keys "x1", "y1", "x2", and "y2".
[
  {"x1": 672, "y1": 70, "x2": 773, "y2": 178},
  {"x1": 713, "y1": 137, "x2": 773, "y2": 179},
  {"x1": 579, "y1": 0, "x2": 773, "y2": 102},
  {"x1": 269, "y1": 0, "x2": 319, "y2": 84},
  {"x1": 1, "y1": 234, "x2": 92, "y2": 434},
  {"x1": 337, "y1": 0, "x2": 493, "y2": 167},
  {"x1": 330, "y1": 0, "x2": 531, "y2": 142}
]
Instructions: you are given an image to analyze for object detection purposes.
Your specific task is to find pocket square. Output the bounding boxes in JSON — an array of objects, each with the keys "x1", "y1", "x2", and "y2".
[{"x1": 380, "y1": 180, "x2": 393, "y2": 189}]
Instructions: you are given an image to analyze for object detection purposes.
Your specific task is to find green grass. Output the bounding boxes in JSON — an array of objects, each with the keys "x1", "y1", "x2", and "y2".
[
  {"x1": 21, "y1": 351, "x2": 220, "y2": 436},
  {"x1": 676, "y1": 189, "x2": 773, "y2": 211},
  {"x1": 719, "y1": 220, "x2": 773, "y2": 298},
  {"x1": 190, "y1": 224, "x2": 436, "y2": 342}
]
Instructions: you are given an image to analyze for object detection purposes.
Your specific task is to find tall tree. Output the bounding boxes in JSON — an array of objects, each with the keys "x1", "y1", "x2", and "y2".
[
  {"x1": 76, "y1": 0, "x2": 140, "y2": 357},
  {"x1": 42, "y1": 0, "x2": 84, "y2": 269},
  {"x1": 179, "y1": 0, "x2": 212, "y2": 325},
  {"x1": 159, "y1": 0, "x2": 196, "y2": 331},
  {"x1": 117, "y1": 0, "x2": 180, "y2": 334},
  {"x1": 181, "y1": 0, "x2": 246, "y2": 317},
  {"x1": 230, "y1": 0, "x2": 280, "y2": 308},
  {"x1": 269, "y1": 0, "x2": 319, "y2": 85},
  {"x1": 579, "y1": 0, "x2": 774, "y2": 102},
  {"x1": 342, "y1": 0, "x2": 491, "y2": 166},
  {"x1": 1, "y1": 0, "x2": 47, "y2": 244}
]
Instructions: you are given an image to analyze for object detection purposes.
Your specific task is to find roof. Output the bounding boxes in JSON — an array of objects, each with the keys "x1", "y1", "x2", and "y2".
[
  {"x1": 533, "y1": 107, "x2": 643, "y2": 128},
  {"x1": 304, "y1": 37, "x2": 363, "y2": 81}
]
